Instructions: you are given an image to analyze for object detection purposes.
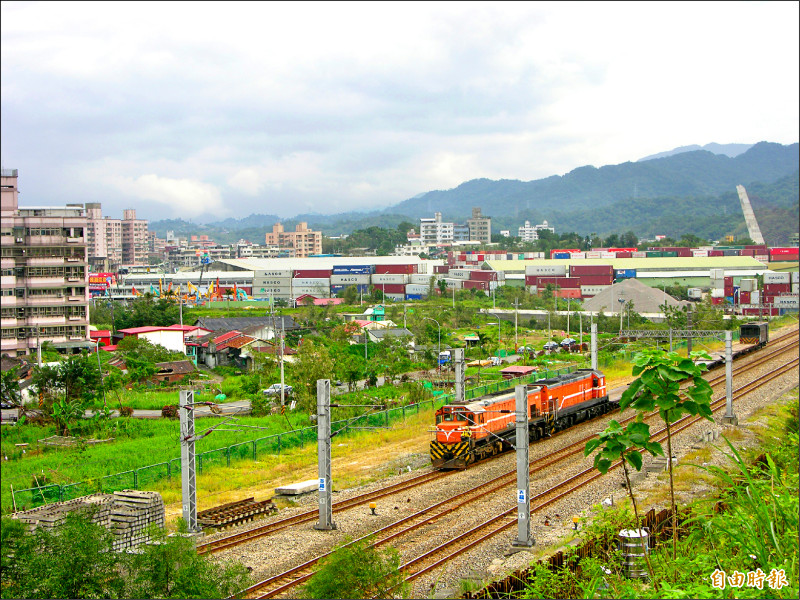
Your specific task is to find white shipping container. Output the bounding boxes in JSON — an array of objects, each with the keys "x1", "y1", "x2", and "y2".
[
  {"x1": 600, "y1": 252, "x2": 616, "y2": 259},
  {"x1": 692, "y1": 250, "x2": 709, "y2": 257},
  {"x1": 255, "y1": 269, "x2": 293, "y2": 278},
  {"x1": 774, "y1": 295, "x2": 799, "y2": 308},
  {"x1": 586, "y1": 251, "x2": 602, "y2": 259},
  {"x1": 632, "y1": 252, "x2": 647, "y2": 258},
  {"x1": 526, "y1": 285, "x2": 538, "y2": 294},
  {"x1": 384, "y1": 293, "x2": 405, "y2": 302},
  {"x1": 792, "y1": 283, "x2": 799, "y2": 294},
  {"x1": 525, "y1": 264, "x2": 567, "y2": 276},
  {"x1": 739, "y1": 278, "x2": 756, "y2": 292},
  {"x1": 371, "y1": 273, "x2": 409, "y2": 285},
  {"x1": 253, "y1": 277, "x2": 292, "y2": 287},
  {"x1": 443, "y1": 279, "x2": 463, "y2": 290},
  {"x1": 292, "y1": 278, "x2": 331, "y2": 287},
  {"x1": 404, "y1": 284, "x2": 430, "y2": 295},
  {"x1": 253, "y1": 287, "x2": 292, "y2": 297},
  {"x1": 488, "y1": 280, "x2": 500, "y2": 291},
  {"x1": 791, "y1": 271, "x2": 799, "y2": 283},
  {"x1": 580, "y1": 285, "x2": 608, "y2": 296},
  {"x1": 751, "y1": 290, "x2": 760, "y2": 304},
  {"x1": 447, "y1": 269, "x2": 473, "y2": 280},
  {"x1": 570, "y1": 252, "x2": 586, "y2": 259},
  {"x1": 763, "y1": 272, "x2": 791, "y2": 284},
  {"x1": 755, "y1": 255, "x2": 769, "y2": 263},
  {"x1": 688, "y1": 288, "x2": 702, "y2": 299},
  {"x1": 711, "y1": 288, "x2": 725, "y2": 298},
  {"x1": 710, "y1": 269, "x2": 725, "y2": 280},
  {"x1": 331, "y1": 274, "x2": 371, "y2": 285},
  {"x1": 711, "y1": 278, "x2": 724, "y2": 289},
  {"x1": 292, "y1": 286, "x2": 331, "y2": 297},
  {"x1": 409, "y1": 273, "x2": 434, "y2": 285}
]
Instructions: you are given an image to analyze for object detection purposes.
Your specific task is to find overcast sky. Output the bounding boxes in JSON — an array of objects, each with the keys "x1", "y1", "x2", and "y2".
[{"x1": 2, "y1": 1, "x2": 798, "y2": 222}]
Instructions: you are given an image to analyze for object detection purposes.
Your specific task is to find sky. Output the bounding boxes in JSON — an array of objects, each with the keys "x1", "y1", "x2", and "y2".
[{"x1": 2, "y1": 1, "x2": 798, "y2": 222}]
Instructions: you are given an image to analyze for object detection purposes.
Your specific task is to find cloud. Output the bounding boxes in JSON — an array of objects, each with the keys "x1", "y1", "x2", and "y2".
[{"x1": 108, "y1": 174, "x2": 224, "y2": 217}]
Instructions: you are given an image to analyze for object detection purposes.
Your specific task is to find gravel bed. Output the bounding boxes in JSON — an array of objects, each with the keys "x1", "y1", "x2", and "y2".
[{"x1": 204, "y1": 328, "x2": 798, "y2": 598}]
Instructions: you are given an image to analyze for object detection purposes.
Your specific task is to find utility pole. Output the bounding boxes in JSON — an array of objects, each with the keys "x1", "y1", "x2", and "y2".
[
  {"x1": 686, "y1": 305, "x2": 692, "y2": 355},
  {"x1": 579, "y1": 312, "x2": 583, "y2": 348},
  {"x1": 566, "y1": 297, "x2": 570, "y2": 337},
  {"x1": 591, "y1": 323, "x2": 598, "y2": 370},
  {"x1": 453, "y1": 348, "x2": 465, "y2": 404},
  {"x1": 514, "y1": 298, "x2": 519, "y2": 350},
  {"x1": 511, "y1": 384, "x2": 534, "y2": 549},
  {"x1": 179, "y1": 390, "x2": 200, "y2": 533},
  {"x1": 722, "y1": 331, "x2": 737, "y2": 425},
  {"x1": 315, "y1": 379, "x2": 336, "y2": 530}
]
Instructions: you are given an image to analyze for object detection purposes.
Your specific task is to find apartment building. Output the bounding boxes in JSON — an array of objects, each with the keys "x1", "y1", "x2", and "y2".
[
  {"x1": 1, "y1": 169, "x2": 91, "y2": 358},
  {"x1": 518, "y1": 219, "x2": 555, "y2": 242},
  {"x1": 466, "y1": 207, "x2": 492, "y2": 244},
  {"x1": 264, "y1": 222, "x2": 322, "y2": 258},
  {"x1": 84, "y1": 203, "x2": 150, "y2": 270},
  {"x1": 420, "y1": 207, "x2": 491, "y2": 246}
]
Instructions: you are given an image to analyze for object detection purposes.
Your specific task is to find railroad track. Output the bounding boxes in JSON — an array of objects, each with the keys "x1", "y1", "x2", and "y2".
[
  {"x1": 239, "y1": 348, "x2": 798, "y2": 598},
  {"x1": 201, "y1": 329, "x2": 797, "y2": 557}
]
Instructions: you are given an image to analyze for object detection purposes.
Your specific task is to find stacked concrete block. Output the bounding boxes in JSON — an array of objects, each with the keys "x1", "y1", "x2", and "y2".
[{"x1": 11, "y1": 490, "x2": 165, "y2": 552}]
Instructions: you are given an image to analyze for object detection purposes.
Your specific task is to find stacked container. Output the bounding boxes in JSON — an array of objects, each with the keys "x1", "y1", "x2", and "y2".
[{"x1": 253, "y1": 269, "x2": 293, "y2": 299}]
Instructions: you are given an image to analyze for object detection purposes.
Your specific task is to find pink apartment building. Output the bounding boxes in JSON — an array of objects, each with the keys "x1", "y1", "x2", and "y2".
[{"x1": 264, "y1": 222, "x2": 322, "y2": 258}]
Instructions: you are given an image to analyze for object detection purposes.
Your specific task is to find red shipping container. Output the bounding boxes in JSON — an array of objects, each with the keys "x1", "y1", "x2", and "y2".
[
  {"x1": 470, "y1": 271, "x2": 499, "y2": 282},
  {"x1": 740, "y1": 249, "x2": 755, "y2": 257},
  {"x1": 376, "y1": 284, "x2": 405, "y2": 294},
  {"x1": 374, "y1": 264, "x2": 417, "y2": 274},
  {"x1": 676, "y1": 248, "x2": 692, "y2": 257},
  {"x1": 570, "y1": 265, "x2": 613, "y2": 276},
  {"x1": 709, "y1": 250, "x2": 724, "y2": 257},
  {"x1": 607, "y1": 248, "x2": 637, "y2": 253},
  {"x1": 711, "y1": 297, "x2": 723, "y2": 305},
  {"x1": 554, "y1": 288, "x2": 582, "y2": 299},
  {"x1": 770, "y1": 247, "x2": 800, "y2": 257},
  {"x1": 764, "y1": 283, "x2": 791, "y2": 294},
  {"x1": 462, "y1": 280, "x2": 489, "y2": 291},
  {"x1": 746, "y1": 245, "x2": 768, "y2": 252},
  {"x1": 615, "y1": 252, "x2": 633, "y2": 258},
  {"x1": 739, "y1": 291, "x2": 751, "y2": 303},
  {"x1": 578, "y1": 275, "x2": 614, "y2": 286},
  {"x1": 434, "y1": 265, "x2": 450, "y2": 274},
  {"x1": 724, "y1": 276, "x2": 733, "y2": 285},
  {"x1": 525, "y1": 275, "x2": 538, "y2": 286},
  {"x1": 537, "y1": 276, "x2": 581, "y2": 288},
  {"x1": 294, "y1": 269, "x2": 332, "y2": 278}
]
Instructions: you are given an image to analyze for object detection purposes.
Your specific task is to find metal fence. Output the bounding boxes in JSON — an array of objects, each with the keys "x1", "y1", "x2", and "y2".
[{"x1": 11, "y1": 367, "x2": 581, "y2": 511}]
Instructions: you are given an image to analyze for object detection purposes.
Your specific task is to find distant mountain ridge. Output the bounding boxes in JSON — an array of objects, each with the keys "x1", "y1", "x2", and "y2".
[
  {"x1": 150, "y1": 141, "x2": 799, "y2": 243},
  {"x1": 638, "y1": 142, "x2": 754, "y2": 161}
]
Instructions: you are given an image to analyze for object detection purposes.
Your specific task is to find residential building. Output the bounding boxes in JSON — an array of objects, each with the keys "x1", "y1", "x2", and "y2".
[
  {"x1": 518, "y1": 219, "x2": 555, "y2": 242},
  {"x1": 264, "y1": 222, "x2": 322, "y2": 258},
  {"x1": 84, "y1": 203, "x2": 150, "y2": 270},
  {"x1": 466, "y1": 207, "x2": 491, "y2": 244},
  {"x1": 1, "y1": 169, "x2": 91, "y2": 358},
  {"x1": 419, "y1": 213, "x2": 454, "y2": 245}
]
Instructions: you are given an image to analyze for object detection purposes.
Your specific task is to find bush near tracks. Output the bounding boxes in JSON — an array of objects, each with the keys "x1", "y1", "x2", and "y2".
[
  {"x1": 0, "y1": 511, "x2": 251, "y2": 599},
  {"x1": 517, "y1": 394, "x2": 799, "y2": 599}
]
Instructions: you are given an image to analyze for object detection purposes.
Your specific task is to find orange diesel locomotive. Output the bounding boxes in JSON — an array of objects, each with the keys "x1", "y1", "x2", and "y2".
[{"x1": 430, "y1": 369, "x2": 611, "y2": 469}]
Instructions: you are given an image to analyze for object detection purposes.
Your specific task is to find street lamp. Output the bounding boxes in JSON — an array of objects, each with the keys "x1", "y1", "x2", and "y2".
[
  {"x1": 618, "y1": 298, "x2": 625, "y2": 332},
  {"x1": 423, "y1": 317, "x2": 441, "y2": 367},
  {"x1": 488, "y1": 312, "x2": 502, "y2": 355}
]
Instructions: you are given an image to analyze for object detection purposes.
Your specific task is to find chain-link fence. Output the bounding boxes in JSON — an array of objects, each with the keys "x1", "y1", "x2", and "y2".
[{"x1": 11, "y1": 368, "x2": 580, "y2": 511}]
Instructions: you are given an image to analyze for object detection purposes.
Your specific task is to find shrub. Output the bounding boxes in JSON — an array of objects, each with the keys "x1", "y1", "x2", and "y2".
[
  {"x1": 161, "y1": 405, "x2": 178, "y2": 419},
  {"x1": 119, "y1": 406, "x2": 134, "y2": 418}
]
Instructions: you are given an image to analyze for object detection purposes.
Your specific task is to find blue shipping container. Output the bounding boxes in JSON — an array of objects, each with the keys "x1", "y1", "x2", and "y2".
[
  {"x1": 725, "y1": 296, "x2": 734, "y2": 304},
  {"x1": 615, "y1": 269, "x2": 637, "y2": 279},
  {"x1": 553, "y1": 252, "x2": 571, "y2": 259},
  {"x1": 405, "y1": 294, "x2": 423, "y2": 300},
  {"x1": 332, "y1": 265, "x2": 373, "y2": 274},
  {"x1": 330, "y1": 284, "x2": 370, "y2": 293}
]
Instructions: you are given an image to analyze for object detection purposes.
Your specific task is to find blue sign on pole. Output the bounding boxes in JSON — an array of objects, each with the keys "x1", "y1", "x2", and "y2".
[
  {"x1": 201, "y1": 257, "x2": 211, "y2": 265},
  {"x1": 319, "y1": 478, "x2": 326, "y2": 491},
  {"x1": 517, "y1": 489, "x2": 526, "y2": 503}
]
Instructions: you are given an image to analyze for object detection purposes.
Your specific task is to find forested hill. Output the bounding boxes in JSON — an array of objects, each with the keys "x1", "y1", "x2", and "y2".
[{"x1": 386, "y1": 141, "x2": 799, "y2": 221}]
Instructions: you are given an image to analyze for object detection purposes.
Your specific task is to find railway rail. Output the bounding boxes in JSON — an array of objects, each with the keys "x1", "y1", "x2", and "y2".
[
  {"x1": 238, "y1": 342, "x2": 797, "y2": 599},
  {"x1": 199, "y1": 328, "x2": 798, "y2": 557}
]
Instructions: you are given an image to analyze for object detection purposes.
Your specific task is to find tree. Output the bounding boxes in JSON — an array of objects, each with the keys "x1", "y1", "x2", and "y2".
[
  {"x1": 620, "y1": 348, "x2": 714, "y2": 562},
  {"x1": 301, "y1": 536, "x2": 408, "y2": 599},
  {"x1": 0, "y1": 366, "x2": 21, "y2": 406},
  {"x1": 290, "y1": 339, "x2": 335, "y2": 409},
  {"x1": 584, "y1": 420, "x2": 663, "y2": 586}
]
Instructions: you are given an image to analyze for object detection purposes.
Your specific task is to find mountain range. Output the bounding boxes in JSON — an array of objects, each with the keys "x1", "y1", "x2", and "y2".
[{"x1": 151, "y1": 141, "x2": 799, "y2": 246}]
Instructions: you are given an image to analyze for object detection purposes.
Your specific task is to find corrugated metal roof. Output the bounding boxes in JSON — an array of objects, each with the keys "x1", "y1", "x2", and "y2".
[
  {"x1": 211, "y1": 256, "x2": 445, "y2": 272},
  {"x1": 485, "y1": 256, "x2": 767, "y2": 273}
]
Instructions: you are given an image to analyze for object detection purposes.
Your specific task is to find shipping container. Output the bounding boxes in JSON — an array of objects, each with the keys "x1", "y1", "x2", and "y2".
[
  {"x1": 755, "y1": 255, "x2": 770, "y2": 263},
  {"x1": 383, "y1": 293, "x2": 405, "y2": 302},
  {"x1": 570, "y1": 264, "x2": 613, "y2": 276},
  {"x1": 580, "y1": 285, "x2": 609, "y2": 296},
  {"x1": 375, "y1": 283, "x2": 406, "y2": 294},
  {"x1": 292, "y1": 287, "x2": 331, "y2": 298},
  {"x1": 585, "y1": 251, "x2": 602, "y2": 259},
  {"x1": 710, "y1": 288, "x2": 725, "y2": 298},
  {"x1": 692, "y1": 250, "x2": 709, "y2": 257},
  {"x1": 769, "y1": 247, "x2": 800, "y2": 258},
  {"x1": 710, "y1": 269, "x2": 725, "y2": 280},
  {"x1": 255, "y1": 269, "x2": 293, "y2": 278},
  {"x1": 371, "y1": 273, "x2": 409, "y2": 285},
  {"x1": 447, "y1": 269, "x2": 474, "y2": 280},
  {"x1": 773, "y1": 295, "x2": 800, "y2": 308},
  {"x1": 708, "y1": 250, "x2": 724, "y2": 257},
  {"x1": 739, "y1": 278, "x2": 756, "y2": 292},
  {"x1": 442, "y1": 279, "x2": 463, "y2": 290},
  {"x1": 739, "y1": 291, "x2": 751, "y2": 304},
  {"x1": 763, "y1": 272, "x2": 791, "y2": 285},
  {"x1": 292, "y1": 277, "x2": 331, "y2": 288},
  {"x1": 405, "y1": 294, "x2": 423, "y2": 300},
  {"x1": 663, "y1": 251, "x2": 678, "y2": 257},
  {"x1": 724, "y1": 276, "x2": 734, "y2": 285},
  {"x1": 330, "y1": 284, "x2": 370, "y2": 294},
  {"x1": 535, "y1": 276, "x2": 581, "y2": 288},
  {"x1": 434, "y1": 265, "x2": 450, "y2": 274},
  {"x1": 687, "y1": 288, "x2": 703, "y2": 300},
  {"x1": 554, "y1": 288, "x2": 582, "y2": 299},
  {"x1": 632, "y1": 251, "x2": 647, "y2": 258},
  {"x1": 332, "y1": 265, "x2": 373, "y2": 274},
  {"x1": 550, "y1": 249, "x2": 581, "y2": 258},
  {"x1": 614, "y1": 269, "x2": 637, "y2": 279},
  {"x1": 676, "y1": 248, "x2": 692, "y2": 257},
  {"x1": 615, "y1": 252, "x2": 633, "y2": 258},
  {"x1": 553, "y1": 252, "x2": 571, "y2": 259},
  {"x1": 710, "y1": 297, "x2": 723, "y2": 305},
  {"x1": 253, "y1": 277, "x2": 293, "y2": 287},
  {"x1": 792, "y1": 272, "x2": 800, "y2": 283},
  {"x1": 330, "y1": 274, "x2": 371, "y2": 285},
  {"x1": 764, "y1": 283, "x2": 791, "y2": 294},
  {"x1": 569, "y1": 252, "x2": 587, "y2": 259},
  {"x1": 740, "y1": 249, "x2": 755, "y2": 257},
  {"x1": 374, "y1": 264, "x2": 418, "y2": 274},
  {"x1": 525, "y1": 264, "x2": 567, "y2": 276},
  {"x1": 462, "y1": 280, "x2": 489, "y2": 291},
  {"x1": 526, "y1": 285, "x2": 538, "y2": 294},
  {"x1": 578, "y1": 275, "x2": 614, "y2": 286},
  {"x1": 293, "y1": 269, "x2": 332, "y2": 278},
  {"x1": 409, "y1": 273, "x2": 434, "y2": 285},
  {"x1": 404, "y1": 284, "x2": 430, "y2": 296},
  {"x1": 470, "y1": 270, "x2": 499, "y2": 282}
]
